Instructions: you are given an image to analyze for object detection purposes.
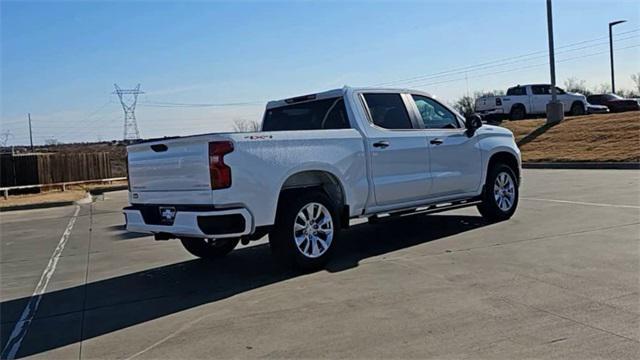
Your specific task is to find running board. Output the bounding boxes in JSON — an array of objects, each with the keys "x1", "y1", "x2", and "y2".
[{"x1": 371, "y1": 199, "x2": 482, "y2": 221}]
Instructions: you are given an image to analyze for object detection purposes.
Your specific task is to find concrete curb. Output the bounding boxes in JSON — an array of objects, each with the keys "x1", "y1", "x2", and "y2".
[{"x1": 523, "y1": 162, "x2": 640, "y2": 170}]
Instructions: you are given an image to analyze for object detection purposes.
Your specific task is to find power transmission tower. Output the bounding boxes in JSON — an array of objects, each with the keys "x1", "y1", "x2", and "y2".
[
  {"x1": 113, "y1": 84, "x2": 144, "y2": 140},
  {"x1": 0, "y1": 129, "x2": 13, "y2": 147}
]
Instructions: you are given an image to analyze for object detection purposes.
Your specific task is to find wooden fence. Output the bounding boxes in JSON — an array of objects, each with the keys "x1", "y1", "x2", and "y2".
[{"x1": 0, "y1": 152, "x2": 112, "y2": 187}]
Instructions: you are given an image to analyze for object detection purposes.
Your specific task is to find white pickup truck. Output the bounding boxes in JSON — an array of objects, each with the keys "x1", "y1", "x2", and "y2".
[
  {"x1": 125, "y1": 87, "x2": 521, "y2": 270},
  {"x1": 475, "y1": 84, "x2": 588, "y2": 120}
]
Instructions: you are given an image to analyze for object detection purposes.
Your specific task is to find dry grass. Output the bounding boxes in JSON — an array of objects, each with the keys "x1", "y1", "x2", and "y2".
[
  {"x1": 501, "y1": 112, "x2": 640, "y2": 162},
  {"x1": 0, "y1": 189, "x2": 86, "y2": 208}
]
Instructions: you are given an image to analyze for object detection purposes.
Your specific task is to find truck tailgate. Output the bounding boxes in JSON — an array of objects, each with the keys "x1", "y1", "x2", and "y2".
[
  {"x1": 128, "y1": 138, "x2": 213, "y2": 192},
  {"x1": 475, "y1": 96, "x2": 497, "y2": 111}
]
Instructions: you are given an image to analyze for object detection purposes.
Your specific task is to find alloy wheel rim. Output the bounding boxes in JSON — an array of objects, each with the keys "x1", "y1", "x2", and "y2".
[
  {"x1": 494, "y1": 172, "x2": 515, "y2": 212},
  {"x1": 293, "y1": 202, "x2": 334, "y2": 258}
]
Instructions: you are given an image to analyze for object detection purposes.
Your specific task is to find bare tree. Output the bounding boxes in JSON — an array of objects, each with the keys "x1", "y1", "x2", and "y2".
[
  {"x1": 452, "y1": 90, "x2": 504, "y2": 117},
  {"x1": 564, "y1": 77, "x2": 591, "y2": 95},
  {"x1": 232, "y1": 118, "x2": 261, "y2": 132},
  {"x1": 44, "y1": 138, "x2": 59, "y2": 146},
  {"x1": 593, "y1": 83, "x2": 611, "y2": 94},
  {"x1": 453, "y1": 95, "x2": 475, "y2": 116},
  {"x1": 631, "y1": 73, "x2": 640, "y2": 94}
]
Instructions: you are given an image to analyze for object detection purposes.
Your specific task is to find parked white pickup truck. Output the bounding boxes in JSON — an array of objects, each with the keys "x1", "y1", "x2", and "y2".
[
  {"x1": 475, "y1": 84, "x2": 588, "y2": 120},
  {"x1": 125, "y1": 87, "x2": 521, "y2": 269}
]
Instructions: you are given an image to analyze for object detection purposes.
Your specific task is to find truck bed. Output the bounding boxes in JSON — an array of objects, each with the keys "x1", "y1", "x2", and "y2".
[{"x1": 127, "y1": 128, "x2": 368, "y2": 226}]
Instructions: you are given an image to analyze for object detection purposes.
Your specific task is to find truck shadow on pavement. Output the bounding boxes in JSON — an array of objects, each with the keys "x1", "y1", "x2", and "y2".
[{"x1": 1, "y1": 213, "x2": 489, "y2": 358}]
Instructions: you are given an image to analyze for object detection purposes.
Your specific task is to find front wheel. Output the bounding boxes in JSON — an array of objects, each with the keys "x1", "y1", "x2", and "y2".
[
  {"x1": 180, "y1": 237, "x2": 239, "y2": 259},
  {"x1": 570, "y1": 102, "x2": 586, "y2": 116},
  {"x1": 269, "y1": 190, "x2": 340, "y2": 271},
  {"x1": 477, "y1": 164, "x2": 519, "y2": 222}
]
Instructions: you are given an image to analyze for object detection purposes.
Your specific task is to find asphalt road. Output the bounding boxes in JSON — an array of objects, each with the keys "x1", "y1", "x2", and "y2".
[{"x1": 1, "y1": 169, "x2": 639, "y2": 359}]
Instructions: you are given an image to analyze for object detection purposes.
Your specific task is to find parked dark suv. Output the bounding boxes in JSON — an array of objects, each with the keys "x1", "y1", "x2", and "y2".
[{"x1": 587, "y1": 94, "x2": 640, "y2": 113}]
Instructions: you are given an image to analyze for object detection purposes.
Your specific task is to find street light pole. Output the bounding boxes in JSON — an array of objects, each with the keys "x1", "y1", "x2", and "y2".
[
  {"x1": 546, "y1": 0, "x2": 563, "y2": 124},
  {"x1": 609, "y1": 20, "x2": 626, "y2": 94}
]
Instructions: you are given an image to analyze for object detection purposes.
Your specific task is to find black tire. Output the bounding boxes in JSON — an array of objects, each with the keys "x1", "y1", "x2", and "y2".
[
  {"x1": 570, "y1": 102, "x2": 586, "y2": 116},
  {"x1": 509, "y1": 105, "x2": 526, "y2": 120},
  {"x1": 269, "y1": 190, "x2": 341, "y2": 271},
  {"x1": 477, "y1": 163, "x2": 519, "y2": 222},
  {"x1": 180, "y1": 237, "x2": 239, "y2": 259}
]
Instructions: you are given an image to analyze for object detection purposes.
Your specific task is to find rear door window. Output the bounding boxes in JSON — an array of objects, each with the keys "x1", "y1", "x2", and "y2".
[
  {"x1": 262, "y1": 97, "x2": 350, "y2": 131},
  {"x1": 362, "y1": 93, "x2": 414, "y2": 130},
  {"x1": 507, "y1": 87, "x2": 526, "y2": 96},
  {"x1": 532, "y1": 85, "x2": 550, "y2": 95}
]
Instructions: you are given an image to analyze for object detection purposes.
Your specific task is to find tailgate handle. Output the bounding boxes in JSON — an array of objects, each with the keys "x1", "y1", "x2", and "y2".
[{"x1": 150, "y1": 144, "x2": 168, "y2": 152}]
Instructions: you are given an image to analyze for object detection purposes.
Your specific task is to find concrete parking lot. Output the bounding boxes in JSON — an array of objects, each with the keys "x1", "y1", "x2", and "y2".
[{"x1": 1, "y1": 169, "x2": 639, "y2": 359}]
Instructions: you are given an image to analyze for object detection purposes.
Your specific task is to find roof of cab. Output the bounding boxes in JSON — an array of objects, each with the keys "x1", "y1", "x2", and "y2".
[
  {"x1": 266, "y1": 86, "x2": 433, "y2": 109},
  {"x1": 509, "y1": 84, "x2": 555, "y2": 88}
]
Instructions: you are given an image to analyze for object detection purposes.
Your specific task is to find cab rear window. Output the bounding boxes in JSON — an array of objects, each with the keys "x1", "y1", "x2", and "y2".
[
  {"x1": 507, "y1": 87, "x2": 526, "y2": 96},
  {"x1": 262, "y1": 97, "x2": 350, "y2": 131}
]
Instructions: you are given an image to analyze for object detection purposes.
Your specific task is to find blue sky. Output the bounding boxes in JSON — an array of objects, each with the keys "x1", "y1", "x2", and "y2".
[{"x1": 1, "y1": 0, "x2": 639, "y2": 145}]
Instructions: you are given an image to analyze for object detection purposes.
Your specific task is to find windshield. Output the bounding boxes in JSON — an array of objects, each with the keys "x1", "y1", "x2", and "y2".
[{"x1": 262, "y1": 97, "x2": 350, "y2": 131}]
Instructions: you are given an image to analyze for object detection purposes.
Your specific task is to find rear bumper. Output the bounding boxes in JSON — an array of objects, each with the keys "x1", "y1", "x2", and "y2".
[
  {"x1": 124, "y1": 205, "x2": 253, "y2": 239},
  {"x1": 475, "y1": 108, "x2": 505, "y2": 116},
  {"x1": 587, "y1": 105, "x2": 609, "y2": 114}
]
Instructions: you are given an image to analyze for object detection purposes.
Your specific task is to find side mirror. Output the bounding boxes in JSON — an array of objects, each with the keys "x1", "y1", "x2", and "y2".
[{"x1": 465, "y1": 113, "x2": 483, "y2": 136}]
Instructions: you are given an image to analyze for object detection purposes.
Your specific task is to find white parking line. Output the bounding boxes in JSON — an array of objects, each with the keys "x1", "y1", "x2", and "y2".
[
  {"x1": 522, "y1": 197, "x2": 640, "y2": 209},
  {"x1": 1, "y1": 205, "x2": 81, "y2": 360}
]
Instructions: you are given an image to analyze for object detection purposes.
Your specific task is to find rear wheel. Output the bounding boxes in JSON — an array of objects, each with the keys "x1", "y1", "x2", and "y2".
[
  {"x1": 477, "y1": 163, "x2": 519, "y2": 222},
  {"x1": 270, "y1": 190, "x2": 340, "y2": 271},
  {"x1": 509, "y1": 105, "x2": 526, "y2": 120},
  {"x1": 180, "y1": 237, "x2": 239, "y2": 259},
  {"x1": 570, "y1": 102, "x2": 586, "y2": 116}
]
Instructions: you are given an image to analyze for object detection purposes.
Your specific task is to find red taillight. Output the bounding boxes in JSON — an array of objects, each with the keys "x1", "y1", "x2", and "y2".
[{"x1": 209, "y1": 141, "x2": 234, "y2": 189}]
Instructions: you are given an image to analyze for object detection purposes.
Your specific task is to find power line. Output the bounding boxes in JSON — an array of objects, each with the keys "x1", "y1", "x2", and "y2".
[
  {"x1": 139, "y1": 34, "x2": 638, "y2": 112},
  {"x1": 372, "y1": 28, "x2": 639, "y2": 87},
  {"x1": 135, "y1": 29, "x2": 639, "y2": 111},
  {"x1": 139, "y1": 100, "x2": 265, "y2": 108},
  {"x1": 393, "y1": 35, "x2": 638, "y2": 88},
  {"x1": 51, "y1": 114, "x2": 123, "y2": 139},
  {"x1": 410, "y1": 43, "x2": 640, "y2": 88},
  {"x1": 2, "y1": 99, "x2": 115, "y2": 134}
]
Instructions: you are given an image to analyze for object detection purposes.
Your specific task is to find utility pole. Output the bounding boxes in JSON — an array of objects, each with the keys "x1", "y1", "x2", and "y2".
[
  {"x1": 545, "y1": 0, "x2": 563, "y2": 124},
  {"x1": 465, "y1": 71, "x2": 470, "y2": 97},
  {"x1": 28, "y1": 113, "x2": 34, "y2": 151},
  {"x1": 609, "y1": 20, "x2": 627, "y2": 94},
  {"x1": 113, "y1": 84, "x2": 143, "y2": 141}
]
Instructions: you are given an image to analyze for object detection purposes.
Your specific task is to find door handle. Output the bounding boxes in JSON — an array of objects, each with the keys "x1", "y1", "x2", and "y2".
[
  {"x1": 373, "y1": 141, "x2": 390, "y2": 149},
  {"x1": 430, "y1": 138, "x2": 444, "y2": 145}
]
